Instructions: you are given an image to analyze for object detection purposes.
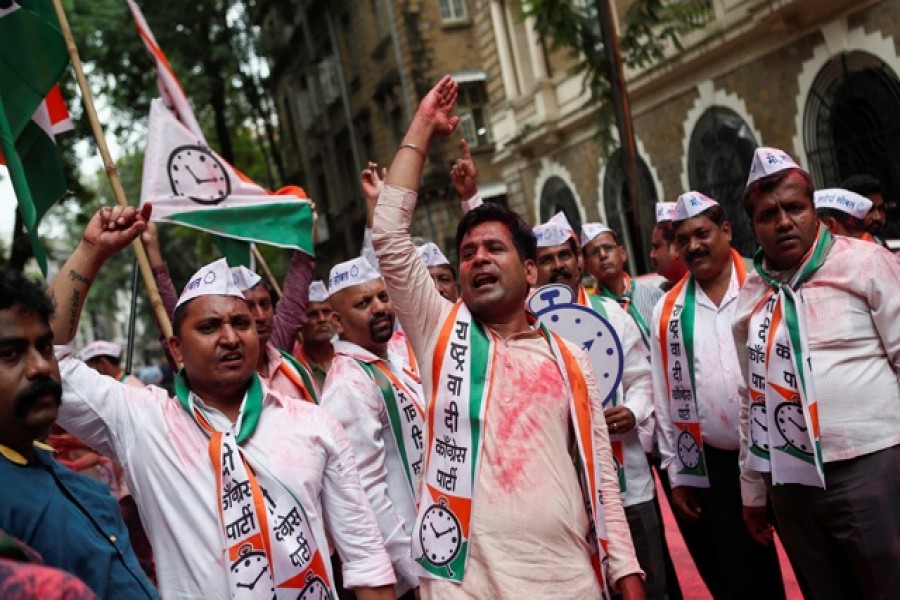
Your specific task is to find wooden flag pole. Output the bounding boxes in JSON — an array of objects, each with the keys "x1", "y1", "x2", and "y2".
[
  {"x1": 251, "y1": 245, "x2": 283, "y2": 299},
  {"x1": 51, "y1": 0, "x2": 173, "y2": 339}
]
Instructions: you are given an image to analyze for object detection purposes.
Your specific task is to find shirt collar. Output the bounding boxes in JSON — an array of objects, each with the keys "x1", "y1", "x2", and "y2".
[{"x1": 0, "y1": 441, "x2": 54, "y2": 466}]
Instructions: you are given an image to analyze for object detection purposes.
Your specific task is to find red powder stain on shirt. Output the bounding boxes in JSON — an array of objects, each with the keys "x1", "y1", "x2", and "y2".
[{"x1": 487, "y1": 352, "x2": 567, "y2": 492}]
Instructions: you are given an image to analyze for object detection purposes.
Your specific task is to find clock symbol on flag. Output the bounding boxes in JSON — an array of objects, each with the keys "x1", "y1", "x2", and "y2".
[{"x1": 167, "y1": 144, "x2": 231, "y2": 205}]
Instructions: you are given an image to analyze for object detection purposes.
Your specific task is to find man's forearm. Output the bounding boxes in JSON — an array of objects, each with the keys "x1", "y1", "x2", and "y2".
[
  {"x1": 49, "y1": 243, "x2": 105, "y2": 344},
  {"x1": 354, "y1": 586, "x2": 395, "y2": 600},
  {"x1": 384, "y1": 115, "x2": 434, "y2": 190}
]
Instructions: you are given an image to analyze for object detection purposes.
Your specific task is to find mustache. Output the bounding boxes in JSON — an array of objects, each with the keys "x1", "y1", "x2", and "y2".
[
  {"x1": 685, "y1": 249, "x2": 710, "y2": 263},
  {"x1": 368, "y1": 313, "x2": 393, "y2": 330},
  {"x1": 549, "y1": 268, "x2": 572, "y2": 283},
  {"x1": 14, "y1": 377, "x2": 62, "y2": 418}
]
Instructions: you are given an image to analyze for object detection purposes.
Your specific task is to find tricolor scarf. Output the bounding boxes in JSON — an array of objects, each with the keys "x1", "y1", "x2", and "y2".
[
  {"x1": 277, "y1": 350, "x2": 319, "y2": 404},
  {"x1": 413, "y1": 302, "x2": 610, "y2": 595},
  {"x1": 659, "y1": 250, "x2": 747, "y2": 488},
  {"x1": 354, "y1": 356, "x2": 427, "y2": 501},
  {"x1": 576, "y1": 287, "x2": 626, "y2": 492},
  {"x1": 599, "y1": 274, "x2": 651, "y2": 349},
  {"x1": 744, "y1": 226, "x2": 831, "y2": 488},
  {"x1": 175, "y1": 373, "x2": 333, "y2": 599}
]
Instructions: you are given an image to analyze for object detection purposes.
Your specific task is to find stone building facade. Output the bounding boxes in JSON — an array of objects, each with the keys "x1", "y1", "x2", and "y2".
[
  {"x1": 253, "y1": 0, "x2": 507, "y2": 270},
  {"x1": 478, "y1": 0, "x2": 900, "y2": 271}
]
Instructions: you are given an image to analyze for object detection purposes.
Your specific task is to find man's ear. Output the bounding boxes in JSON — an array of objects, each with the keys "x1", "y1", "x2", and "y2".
[
  {"x1": 524, "y1": 259, "x2": 538, "y2": 287},
  {"x1": 167, "y1": 336, "x2": 183, "y2": 366},
  {"x1": 721, "y1": 221, "x2": 733, "y2": 244},
  {"x1": 332, "y1": 312, "x2": 344, "y2": 336}
]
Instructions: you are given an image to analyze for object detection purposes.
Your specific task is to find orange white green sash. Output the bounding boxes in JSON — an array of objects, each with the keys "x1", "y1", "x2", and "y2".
[
  {"x1": 413, "y1": 302, "x2": 610, "y2": 594},
  {"x1": 659, "y1": 250, "x2": 747, "y2": 488},
  {"x1": 575, "y1": 288, "x2": 626, "y2": 492},
  {"x1": 175, "y1": 373, "x2": 333, "y2": 598},
  {"x1": 355, "y1": 357, "x2": 427, "y2": 501},
  {"x1": 745, "y1": 226, "x2": 830, "y2": 488},
  {"x1": 278, "y1": 349, "x2": 319, "y2": 404},
  {"x1": 599, "y1": 274, "x2": 651, "y2": 349}
]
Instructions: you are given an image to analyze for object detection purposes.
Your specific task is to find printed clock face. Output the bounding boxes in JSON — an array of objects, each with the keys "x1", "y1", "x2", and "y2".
[
  {"x1": 775, "y1": 403, "x2": 812, "y2": 455},
  {"x1": 676, "y1": 430, "x2": 701, "y2": 470},
  {"x1": 229, "y1": 548, "x2": 272, "y2": 596},
  {"x1": 419, "y1": 503, "x2": 462, "y2": 566},
  {"x1": 167, "y1": 144, "x2": 231, "y2": 204},
  {"x1": 749, "y1": 402, "x2": 769, "y2": 452},
  {"x1": 298, "y1": 575, "x2": 330, "y2": 600}
]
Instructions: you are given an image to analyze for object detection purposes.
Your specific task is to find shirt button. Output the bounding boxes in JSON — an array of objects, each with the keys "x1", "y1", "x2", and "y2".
[{"x1": 109, "y1": 535, "x2": 117, "y2": 543}]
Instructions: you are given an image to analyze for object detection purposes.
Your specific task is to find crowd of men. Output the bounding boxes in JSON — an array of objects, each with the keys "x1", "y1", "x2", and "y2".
[{"x1": 0, "y1": 75, "x2": 897, "y2": 600}]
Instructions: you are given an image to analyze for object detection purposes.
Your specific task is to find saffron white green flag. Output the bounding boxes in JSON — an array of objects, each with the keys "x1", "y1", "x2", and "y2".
[{"x1": 139, "y1": 99, "x2": 314, "y2": 255}]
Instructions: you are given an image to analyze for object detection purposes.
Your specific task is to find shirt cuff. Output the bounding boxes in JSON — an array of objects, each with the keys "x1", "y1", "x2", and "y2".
[
  {"x1": 741, "y1": 473, "x2": 767, "y2": 507},
  {"x1": 341, "y1": 551, "x2": 397, "y2": 590},
  {"x1": 461, "y1": 192, "x2": 484, "y2": 214},
  {"x1": 55, "y1": 343, "x2": 74, "y2": 361},
  {"x1": 380, "y1": 184, "x2": 419, "y2": 212}
]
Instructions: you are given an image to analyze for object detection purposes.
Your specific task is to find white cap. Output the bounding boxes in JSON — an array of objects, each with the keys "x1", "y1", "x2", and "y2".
[
  {"x1": 746, "y1": 147, "x2": 801, "y2": 188},
  {"x1": 419, "y1": 242, "x2": 451, "y2": 267},
  {"x1": 176, "y1": 258, "x2": 247, "y2": 309},
  {"x1": 77, "y1": 341, "x2": 122, "y2": 362},
  {"x1": 814, "y1": 188, "x2": 873, "y2": 220},
  {"x1": 656, "y1": 202, "x2": 677, "y2": 223},
  {"x1": 533, "y1": 211, "x2": 576, "y2": 248},
  {"x1": 229, "y1": 266, "x2": 262, "y2": 292},
  {"x1": 580, "y1": 222, "x2": 613, "y2": 247},
  {"x1": 308, "y1": 280, "x2": 329, "y2": 303},
  {"x1": 328, "y1": 256, "x2": 382, "y2": 297},
  {"x1": 674, "y1": 191, "x2": 719, "y2": 221}
]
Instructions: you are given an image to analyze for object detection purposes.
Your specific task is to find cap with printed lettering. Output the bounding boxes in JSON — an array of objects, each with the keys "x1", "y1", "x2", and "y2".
[
  {"x1": 814, "y1": 188, "x2": 873, "y2": 220},
  {"x1": 328, "y1": 256, "x2": 382, "y2": 297},
  {"x1": 533, "y1": 211, "x2": 576, "y2": 248},
  {"x1": 673, "y1": 191, "x2": 719, "y2": 221},
  {"x1": 176, "y1": 258, "x2": 247, "y2": 309},
  {"x1": 77, "y1": 341, "x2": 123, "y2": 362},
  {"x1": 746, "y1": 147, "x2": 802, "y2": 188}
]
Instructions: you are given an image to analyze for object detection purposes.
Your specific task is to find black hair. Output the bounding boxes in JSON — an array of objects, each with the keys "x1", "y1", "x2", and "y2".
[
  {"x1": 742, "y1": 168, "x2": 815, "y2": 219},
  {"x1": 456, "y1": 203, "x2": 537, "y2": 262},
  {"x1": 0, "y1": 266, "x2": 55, "y2": 323},
  {"x1": 673, "y1": 203, "x2": 728, "y2": 230},
  {"x1": 840, "y1": 174, "x2": 882, "y2": 198},
  {"x1": 816, "y1": 208, "x2": 865, "y2": 233},
  {"x1": 654, "y1": 221, "x2": 676, "y2": 244},
  {"x1": 172, "y1": 300, "x2": 190, "y2": 337}
]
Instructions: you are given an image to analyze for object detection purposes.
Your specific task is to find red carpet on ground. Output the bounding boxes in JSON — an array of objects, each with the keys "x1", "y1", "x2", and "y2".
[{"x1": 655, "y1": 479, "x2": 803, "y2": 599}]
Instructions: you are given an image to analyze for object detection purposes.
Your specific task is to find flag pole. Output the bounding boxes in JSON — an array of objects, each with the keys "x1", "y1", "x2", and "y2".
[
  {"x1": 251, "y1": 245, "x2": 283, "y2": 299},
  {"x1": 50, "y1": 0, "x2": 172, "y2": 339}
]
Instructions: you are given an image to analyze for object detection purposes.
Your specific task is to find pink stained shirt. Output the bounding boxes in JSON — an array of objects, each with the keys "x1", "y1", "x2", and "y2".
[
  {"x1": 733, "y1": 235, "x2": 900, "y2": 507},
  {"x1": 372, "y1": 184, "x2": 642, "y2": 598}
]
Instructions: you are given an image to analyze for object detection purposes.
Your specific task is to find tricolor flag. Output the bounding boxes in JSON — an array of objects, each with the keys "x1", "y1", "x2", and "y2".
[
  {"x1": 129, "y1": 0, "x2": 312, "y2": 259},
  {"x1": 0, "y1": 0, "x2": 69, "y2": 273},
  {"x1": 140, "y1": 99, "x2": 314, "y2": 256}
]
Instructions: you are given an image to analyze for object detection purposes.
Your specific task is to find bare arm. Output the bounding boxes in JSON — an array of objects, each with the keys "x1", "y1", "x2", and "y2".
[
  {"x1": 50, "y1": 205, "x2": 150, "y2": 345},
  {"x1": 270, "y1": 250, "x2": 315, "y2": 352},
  {"x1": 141, "y1": 221, "x2": 178, "y2": 321}
]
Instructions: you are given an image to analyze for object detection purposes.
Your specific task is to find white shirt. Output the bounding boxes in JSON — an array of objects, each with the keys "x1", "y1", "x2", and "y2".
[
  {"x1": 734, "y1": 236, "x2": 900, "y2": 506},
  {"x1": 320, "y1": 340, "x2": 424, "y2": 595},
  {"x1": 651, "y1": 264, "x2": 745, "y2": 483},
  {"x1": 593, "y1": 296, "x2": 656, "y2": 507},
  {"x1": 55, "y1": 346, "x2": 395, "y2": 599}
]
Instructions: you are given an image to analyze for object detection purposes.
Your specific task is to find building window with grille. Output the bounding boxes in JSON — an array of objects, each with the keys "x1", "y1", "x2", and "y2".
[
  {"x1": 439, "y1": 0, "x2": 468, "y2": 23},
  {"x1": 456, "y1": 81, "x2": 492, "y2": 148}
]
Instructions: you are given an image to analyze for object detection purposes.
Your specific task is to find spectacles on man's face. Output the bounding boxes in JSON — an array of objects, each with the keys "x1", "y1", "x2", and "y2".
[{"x1": 586, "y1": 243, "x2": 620, "y2": 257}]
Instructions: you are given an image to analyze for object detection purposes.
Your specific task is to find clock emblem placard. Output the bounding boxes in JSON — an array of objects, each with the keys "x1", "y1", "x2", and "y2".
[
  {"x1": 167, "y1": 144, "x2": 231, "y2": 205},
  {"x1": 418, "y1": 500, "x2": 462, "y2": 570},
  {"x1": 749, "y1": 402, "x2": 769, "y2": 454},
  {"x1": 676, "y1": 430, "x2": 702, "y2": 471},
  {"x1": 297, "y1": 573, "x2": 331, "y2": 600},
  {"x1": 775, "y1": 402, "x2": 813, "y2": 457}
]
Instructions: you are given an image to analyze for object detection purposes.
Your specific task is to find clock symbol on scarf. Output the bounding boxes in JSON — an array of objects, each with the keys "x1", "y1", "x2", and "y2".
[
  {"x1": 676, "y1": 430, "x2": 701, "y2": 470},
  {"x1": 419, "y1": 500, "x2": 462, "y2": 567},
  {"x1": 775, "y1": 403, "x2": 812, "y2": 455},
  {"x1": 229, "y1": 546, "x2": 272, "y2": 597},
  {"x1": 167, "y1": 144, "x2": 231, "y2": 204},
  {"x1": 749, "y1": 402, "x2": 769, "y2": 452},
  {"x1": 298, "y1": 573, "x2": 330, "y2": 600}
]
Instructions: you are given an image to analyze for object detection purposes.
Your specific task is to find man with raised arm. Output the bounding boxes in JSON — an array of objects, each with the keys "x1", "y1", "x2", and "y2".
[
  {"x1": 48, "y1": 205, "x2": 395, "y2": 600},
  {"x1": 736, "y1": 148, "x2": 900, "y2": 598},
  {"x1": 320, "y1": 257, "x2": 426, "y2": 598},
  {"x1": 650, "y1": 192, "x2": 784, "y2": 599},
  {"x1": 372, "y1": 76, "x2": 643, "y2": 599}
]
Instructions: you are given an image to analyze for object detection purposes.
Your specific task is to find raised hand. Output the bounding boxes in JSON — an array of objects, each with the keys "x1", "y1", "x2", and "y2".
[
  {"x1": 361, "y1": 162, "x2": 387, "y2": 228},
  {"x1": 83, "y1": 204, "x2": 152, "y2": 261},
  {"x1": 415, "y1": 75, "x2": 459, "y2": 137},
  {"x1": 450, "y1": 138, "x2": 478, "y2": 199}
]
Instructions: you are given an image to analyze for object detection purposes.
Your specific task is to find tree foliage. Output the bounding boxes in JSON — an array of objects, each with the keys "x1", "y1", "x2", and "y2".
[{"x1": 520, "y1": 0, "x2": 709, "y2": 154}]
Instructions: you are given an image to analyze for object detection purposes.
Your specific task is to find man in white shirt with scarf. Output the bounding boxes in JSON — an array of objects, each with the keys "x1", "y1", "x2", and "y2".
[
  {"x1": 735, "y1": 148, "x2": 900, "y2": 599},
  {"x1": 650, "y1": 192, "x2": 785, "y2": 599},
  {"x1": 320, "y1": 257, "x2": 426, "y2": 598},
  {"x1": 48, "y1": 205, "x2": 396, "y2": 600}
]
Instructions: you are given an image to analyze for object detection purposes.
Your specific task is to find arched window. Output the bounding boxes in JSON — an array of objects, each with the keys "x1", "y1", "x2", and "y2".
[
  {"x1": 539, "y1": 176, "x2": 582, "y2": 234},
  {"x1": 687, "y1": 107, "x2": 759, "y2": 257},
  {"x1": 804, "y1": 51, "x2": 900, "y2": 236},
  {"x1": 602, "y1": 153, "x2": 657, "y2": 274}
]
